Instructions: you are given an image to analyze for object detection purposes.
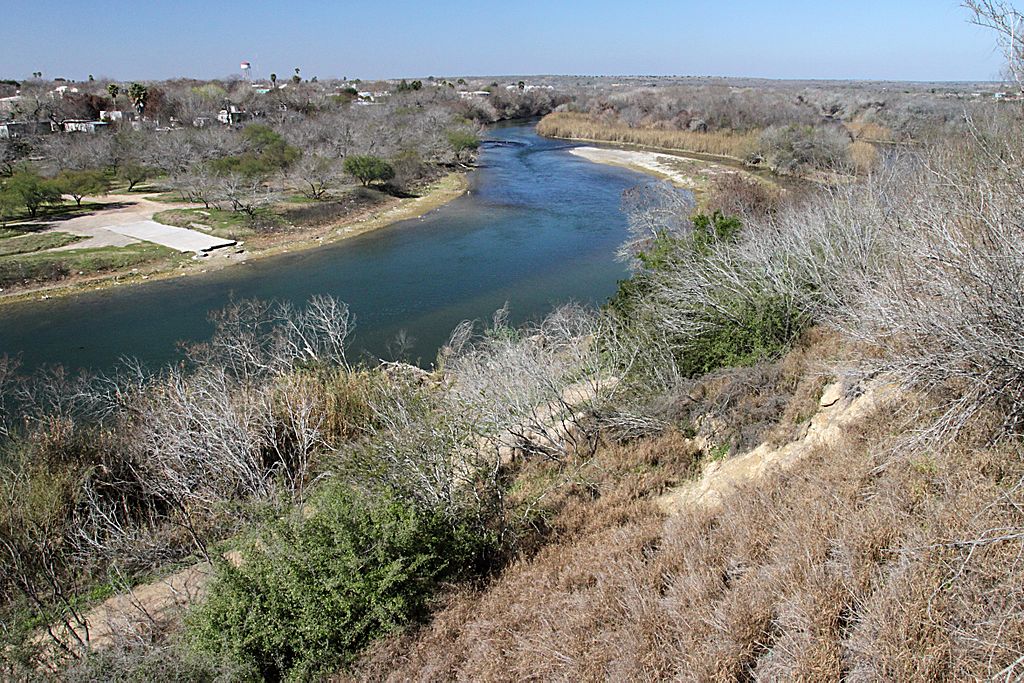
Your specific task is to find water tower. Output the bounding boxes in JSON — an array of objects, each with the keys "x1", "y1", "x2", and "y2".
[{"x1": 240, "y1": 61, "x2": 251, "y2": 80}]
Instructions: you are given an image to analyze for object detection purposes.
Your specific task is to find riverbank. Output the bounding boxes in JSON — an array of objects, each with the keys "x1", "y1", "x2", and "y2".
[
  {"x1": 539, "y1": 113, "x2": 838, "y2": 190},
  {"x1": 0, "y1": 122, "x2": 638, "y2": 376},
  {"x1": 0, "y1": 173, "x2": 468, "y2": 308}
]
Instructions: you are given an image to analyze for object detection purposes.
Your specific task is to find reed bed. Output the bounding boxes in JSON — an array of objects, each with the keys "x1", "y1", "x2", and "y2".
[{"x1": 537, "y1": 112, "x2": 761, "y2": 160}]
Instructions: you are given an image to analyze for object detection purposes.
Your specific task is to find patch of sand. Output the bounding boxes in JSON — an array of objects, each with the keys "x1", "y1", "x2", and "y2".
[{"x1": 569, "y1": 145, "x2": 741, "y2": 189}]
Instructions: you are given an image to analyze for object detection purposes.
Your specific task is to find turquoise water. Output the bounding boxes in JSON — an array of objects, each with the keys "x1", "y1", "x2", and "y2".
[{"x1": 0, "y1": 124, "x2": 648, "y2": 374}]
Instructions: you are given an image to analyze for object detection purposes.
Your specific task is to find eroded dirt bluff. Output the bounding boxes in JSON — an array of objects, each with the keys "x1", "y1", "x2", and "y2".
[{"x1": 656, "y1": 379, "x2": 898, "y2": 514}]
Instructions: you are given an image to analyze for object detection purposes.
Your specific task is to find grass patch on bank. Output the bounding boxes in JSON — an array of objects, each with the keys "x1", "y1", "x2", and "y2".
[
  {"x1": 153, "y1": 208, "x2": 260, "y2": 240},
  {"x1": 0, "y1": 243, "x2": 182, "y2": 289},
  {"x1": 0, "y1": 232, "x2": 83, "y2": 257}
]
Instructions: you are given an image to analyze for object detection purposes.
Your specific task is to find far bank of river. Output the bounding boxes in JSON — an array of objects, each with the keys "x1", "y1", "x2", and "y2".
[
  {"x1": 0, "y1": 172, "x2": 469, "y2": 308},
  {"x1": 0, "y1": 123, "x2": 657, "y2": 375}
]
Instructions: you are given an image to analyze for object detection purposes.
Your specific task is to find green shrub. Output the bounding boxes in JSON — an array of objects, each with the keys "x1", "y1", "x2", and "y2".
[
  {"x1": 4, "y1": 170, "x2": 62, "y2": 218},
  {"x1": 672, "y1": 291, "x2": 808, "y2": 376},
  {"x1": 446, "y1": 130, "x2": 480, "y2": 153},
  {"x1": 188, "y1": 484, "x2": 492, "y2": 680},
  {"x1": 210, "y1": 125, "x2": 300, "y2": 179},
  {"x1": 607, "y1": 211, "x2": 809, "y2": 380},
  {"x1": 343, "y1": 155, "x2": 395, "y2": 187}
]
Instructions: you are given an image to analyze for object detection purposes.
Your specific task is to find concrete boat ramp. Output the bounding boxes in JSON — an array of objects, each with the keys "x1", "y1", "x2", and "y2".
[
  {"x1": 107, "y1": 220, "x2": 236, "y2": 253},
  {"x1": 51, "y1": 219, "x2": 236, "y2": 254},
  {"x1": 39, "y1": 194, "x2": 237, "y2": 255}
]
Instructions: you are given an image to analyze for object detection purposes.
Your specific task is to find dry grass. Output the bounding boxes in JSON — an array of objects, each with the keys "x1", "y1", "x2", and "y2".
[
  {"x1": 349, "y1": 382, "x2": 1024, "y2": 681},
  {"x1": 848, "y1": 140, "x2": 880, "y2": 174},
  {"x1": 846, "y1": 120, "x2": 895, "y2": 143},
  {"x1": 702, "y1": 173, "x2": 785, "y2": 218},
  {"x1": 537, "y1": 112, "x2": 761, "y2": 160}
]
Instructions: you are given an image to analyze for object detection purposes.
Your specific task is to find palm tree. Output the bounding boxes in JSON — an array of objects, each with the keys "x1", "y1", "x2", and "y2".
[
  {"x1": 106, "y1": 83, "x2": 120, "y2": 107},
  {"x1": 127, "y1": 82, "x2": 148, "y2": 116}
]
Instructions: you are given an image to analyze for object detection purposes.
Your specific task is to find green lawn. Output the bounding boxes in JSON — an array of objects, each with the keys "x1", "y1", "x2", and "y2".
[{"x1": 145, "y1": 189, "x2": 194, "y2": 203}]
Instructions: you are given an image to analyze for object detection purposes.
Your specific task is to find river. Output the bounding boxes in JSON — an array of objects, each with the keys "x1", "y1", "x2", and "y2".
[{"x1": 0, "y1": 123, "x2": 650, "y2": 375}]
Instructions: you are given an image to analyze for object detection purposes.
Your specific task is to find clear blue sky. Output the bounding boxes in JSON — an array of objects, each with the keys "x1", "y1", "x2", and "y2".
[{"x1": 0, "y1": 1, "x2": 1007, "y2": 82}]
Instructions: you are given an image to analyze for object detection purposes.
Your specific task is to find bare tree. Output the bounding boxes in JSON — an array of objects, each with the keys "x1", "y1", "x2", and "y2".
[
  {"x1": 965, "y1": 1, "x2": 1024, "y2": 90},
  {"x1": 618, "y1": 181, "x2": 695, "y2": 263},
  {"x1": 214, "y1": 172, "x2": 279, "y2": 220},
  {"x1": 290, "y1": 152, "x2": 342, "y2": 200}
]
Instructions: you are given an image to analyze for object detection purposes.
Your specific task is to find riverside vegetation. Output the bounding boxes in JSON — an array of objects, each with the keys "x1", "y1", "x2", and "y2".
[
  {"x1": 535, "y1": 73, "x2": 1010, "y2": 178},
  {"x1": 5, "y1": 6, "x2": 1024, "y2": 680}
]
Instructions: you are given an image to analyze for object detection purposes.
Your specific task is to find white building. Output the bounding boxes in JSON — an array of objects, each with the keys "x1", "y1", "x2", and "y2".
[{"x1": 60, "y1": 119, "x2": 111, "y2": 134}]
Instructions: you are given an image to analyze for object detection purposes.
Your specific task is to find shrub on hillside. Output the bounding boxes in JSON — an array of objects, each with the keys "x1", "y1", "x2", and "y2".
[
  {"x1": 703, "y1": 173, "x2": 783, "y2": 218},
  {"x1": 845, "y1": 117, "x2": 1024, "y2": 439},
  {"x1": 607, "y1": 197, "x2": 811, "y2": 384},
  {"x1": 758, "y1": 124, "x2": 853, "y2": 174},
  {"x1": 187, "y1": 485, "x2": 492, "y2": 680}
]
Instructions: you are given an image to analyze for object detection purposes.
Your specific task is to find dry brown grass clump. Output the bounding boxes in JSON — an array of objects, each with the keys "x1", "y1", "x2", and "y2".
[
  {"x1": 845, "y1": 120, "x2": 895, "y2": 143},
  {"x1": 702, "y1": 173, "x2": 785, "y2": 218},
  {"x1": 848, "y1": 140, "x2": 880, "y2": 174},
  {"x1": 537, "y1": 112, "x2": 761, "y2": 160},
  {"x1": 350, "y1": 397, "x2": 1024, "y2": 681},
  {"x1": 663, "y1": 327, "x2": 840, "y2": 454}
]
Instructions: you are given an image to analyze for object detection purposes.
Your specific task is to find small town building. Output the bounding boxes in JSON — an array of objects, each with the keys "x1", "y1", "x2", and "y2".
[
  {"x1": 0, "y1": 120, "x2": 51, "y2": 138},
  {"x1": 216, "y1": 105, "x2": 253, "y2": 125},
  {"x1": 60, "y1": 119, "x2": 112, "y2": 133},
  {"x1": 99, "y1": 110, "x2": 136, "y2": 123}
]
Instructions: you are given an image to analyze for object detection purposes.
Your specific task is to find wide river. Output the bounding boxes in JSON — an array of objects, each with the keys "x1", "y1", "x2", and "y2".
[{"x1": 0, "y1": 123, "x2": 649, "y2": 375}]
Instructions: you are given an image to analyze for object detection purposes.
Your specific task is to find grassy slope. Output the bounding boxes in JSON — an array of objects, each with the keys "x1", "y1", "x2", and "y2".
[
  {"x1": 0, "y1": 242, "x2": 183, "y2": 290},
  {"x1": 152, "y1": 207, "x2": 258, "y2": 240},
  {"x1": 351, "y1": 335, "x2": 1024, "y2": 681}
]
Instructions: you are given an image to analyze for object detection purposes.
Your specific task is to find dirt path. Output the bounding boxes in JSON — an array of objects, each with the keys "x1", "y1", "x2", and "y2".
[{"x1": 33, "y1": 551, "x2": 241, "y2": 662}]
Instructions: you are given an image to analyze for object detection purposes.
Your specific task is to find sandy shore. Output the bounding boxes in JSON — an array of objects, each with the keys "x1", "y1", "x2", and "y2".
[
  {"x1": 569, "y1": 146, "x2": 745, "y2": 190},
  {"x1": 0, "y1": 173, "x2": 469, "y2": 307}
]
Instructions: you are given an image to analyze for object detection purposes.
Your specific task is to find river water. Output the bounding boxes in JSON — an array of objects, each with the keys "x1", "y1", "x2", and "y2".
[{"x1": 0, "y1": 123, "x2": 649, "y2": 375}]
